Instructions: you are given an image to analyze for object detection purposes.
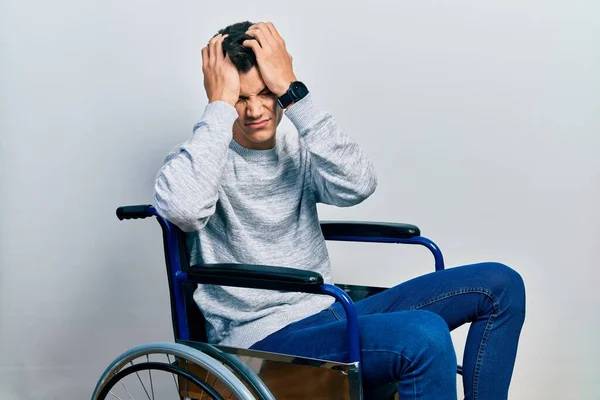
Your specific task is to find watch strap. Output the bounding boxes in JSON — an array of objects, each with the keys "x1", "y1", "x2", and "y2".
[
  {"x1": 277, "y1": 88, "x2": 295, "y2": 109},
  {"x1": 277, "y1": 81, "x2": 308, "y2": 109}
]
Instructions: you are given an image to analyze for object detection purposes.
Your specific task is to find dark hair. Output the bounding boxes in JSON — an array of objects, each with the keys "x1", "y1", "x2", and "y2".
[{"x1": 215, "y1": 21, "x2": 257, "y2": 73}]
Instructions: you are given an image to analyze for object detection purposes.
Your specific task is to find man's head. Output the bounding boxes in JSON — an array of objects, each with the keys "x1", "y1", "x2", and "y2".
[{"x1": 215, "y1": 21, "x2": 284, "y2": 150}]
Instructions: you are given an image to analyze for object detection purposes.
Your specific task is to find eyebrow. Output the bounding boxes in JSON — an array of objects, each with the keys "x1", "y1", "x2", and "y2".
[{"x1": 239, "y1": 86, "x2": 272, "y2": 100}]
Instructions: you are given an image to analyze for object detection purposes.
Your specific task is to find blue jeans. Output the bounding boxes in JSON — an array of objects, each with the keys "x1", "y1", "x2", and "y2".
[{"x1": 250, "y1": 262, "x2": 526, "y2": 400}]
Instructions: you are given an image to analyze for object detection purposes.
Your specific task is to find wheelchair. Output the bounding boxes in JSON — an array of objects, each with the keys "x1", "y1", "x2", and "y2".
[{"x1": 92, "y1": 204, "x2": 459, "y2": 400}]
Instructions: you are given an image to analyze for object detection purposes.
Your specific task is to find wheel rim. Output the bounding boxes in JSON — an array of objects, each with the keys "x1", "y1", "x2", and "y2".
[
  {"x1": 92, "y1": 342, "x2": 257, "y2": 400},
  {"x1": 97, "y1": 361, "x2": 225, "y2": 400}
]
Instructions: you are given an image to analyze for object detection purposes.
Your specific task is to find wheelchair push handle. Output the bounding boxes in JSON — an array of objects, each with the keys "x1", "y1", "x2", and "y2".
[{"x1": 116, "y1": 205, "x2": 156, "y2": 220}]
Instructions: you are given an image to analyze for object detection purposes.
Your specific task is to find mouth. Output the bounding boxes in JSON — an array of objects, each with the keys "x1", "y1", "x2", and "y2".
[{"x1": 245, "y1": 119, "x2": 270, "y2": 130}]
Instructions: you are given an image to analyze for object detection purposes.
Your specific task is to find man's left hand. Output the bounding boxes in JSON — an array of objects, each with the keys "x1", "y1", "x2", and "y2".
[{"x1": 243, "y1": 22, "x2": 297, "y2": 97}]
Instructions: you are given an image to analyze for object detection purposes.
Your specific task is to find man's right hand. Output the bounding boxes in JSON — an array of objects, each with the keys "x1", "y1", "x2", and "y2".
[{"x1": 202, "y1": 34, "x2": 240, "y2": 107}]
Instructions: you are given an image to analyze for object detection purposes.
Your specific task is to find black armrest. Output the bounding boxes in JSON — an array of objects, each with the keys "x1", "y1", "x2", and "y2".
[
  {"x1": 320, "y1": 221, "x2": 420, "y2": 240},
  {"x1": 186, "y1": 263, "x2": 324, "y2": 293},
  {"x1": 116, "y1": 205, "x2": 154, "y2": 220}
]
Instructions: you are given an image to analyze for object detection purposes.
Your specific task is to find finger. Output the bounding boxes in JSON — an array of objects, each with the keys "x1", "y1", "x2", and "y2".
[
  {"x1": 255, "y1": 22, "x2": 278, "y2": 47},
  {"x1": 216, "y1": 34, "x2": 228, "y2": 60},
  {"x1": 246, "y1": 25, "x2": 273, "y2": 50},
  {"x1": 201, "y1": 46, "x2": 209, "y2": 71},
  {"x1": 264, "y1": 22, "x2": 285, "y2": 45},
  {"x1": 208, "y1": 33, "x2": 222, "y2": 45},
  {"x1": 242, "y1": 39, "x2": 261, "y2": 54},
  {"x1": 207, "y1": 33, "x2": 223, "y2": 60}
]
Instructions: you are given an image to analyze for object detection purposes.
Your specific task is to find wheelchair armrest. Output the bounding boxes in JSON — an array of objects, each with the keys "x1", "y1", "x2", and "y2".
[
  {"x1": 116, "y1": 204, "x2": 155, "y2": 220},
  {"x1": 186, "y1": 263, "x2": 324, "y2": 293},
  {"x1": 320, "y1": 221, "x2": 420, "y2": 240}
]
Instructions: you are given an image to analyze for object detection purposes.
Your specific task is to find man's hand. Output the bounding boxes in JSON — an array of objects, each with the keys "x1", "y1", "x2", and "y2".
[
  {"x1": 202, "y1": 34, "x2": 240, "y2": 107},
  {"x1": 242, "y1": 22, "x2": 297, "y2": 97}
]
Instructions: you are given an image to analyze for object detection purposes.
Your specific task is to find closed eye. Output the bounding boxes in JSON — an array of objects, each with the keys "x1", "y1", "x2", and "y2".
[{"x1": 238, "y1": 87, "x2": 273, "y2": 102}]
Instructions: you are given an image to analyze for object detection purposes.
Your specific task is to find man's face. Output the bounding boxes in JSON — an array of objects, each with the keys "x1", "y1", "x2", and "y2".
[{"x1": 232, "y1": 67, "x2": 283, "y2": 150}]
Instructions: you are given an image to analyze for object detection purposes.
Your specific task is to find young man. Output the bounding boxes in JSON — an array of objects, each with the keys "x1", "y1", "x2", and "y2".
[{"x1": 154, "y1": 21, "x2": 526, "y2": 400}]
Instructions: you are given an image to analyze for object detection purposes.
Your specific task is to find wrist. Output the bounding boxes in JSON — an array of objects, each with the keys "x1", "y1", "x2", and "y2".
[
  {"x1": 273, "y1": 75, "x2": 298, "y2": 97},
  {"x1": 277, "y1": 80, "x2": 308, "y2": 110}
]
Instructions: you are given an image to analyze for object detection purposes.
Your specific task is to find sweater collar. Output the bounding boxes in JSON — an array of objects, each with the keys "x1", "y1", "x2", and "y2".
[{"x1": 229, "y1": 138, "x2": 279, "y2": 162}]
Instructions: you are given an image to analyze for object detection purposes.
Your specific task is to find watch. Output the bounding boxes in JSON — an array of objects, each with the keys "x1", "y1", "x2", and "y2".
[{"x1": 277, "y1": 81, "x2": 309, "y2": 109}]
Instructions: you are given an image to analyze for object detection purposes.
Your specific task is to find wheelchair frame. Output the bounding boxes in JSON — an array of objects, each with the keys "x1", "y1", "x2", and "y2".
[{"x1": 100, "y1": 204, "x2": 448, "y2": 400}]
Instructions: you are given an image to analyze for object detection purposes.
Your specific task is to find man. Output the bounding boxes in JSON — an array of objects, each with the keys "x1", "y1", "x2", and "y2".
[{"x1": 154, "y1": 21, "x2": 525, "y2": 400}]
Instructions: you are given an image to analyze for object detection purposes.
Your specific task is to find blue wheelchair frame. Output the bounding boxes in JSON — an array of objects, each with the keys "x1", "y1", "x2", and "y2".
[{"x1": 117, "y1": 204, "x2": 446, "y2": 375}]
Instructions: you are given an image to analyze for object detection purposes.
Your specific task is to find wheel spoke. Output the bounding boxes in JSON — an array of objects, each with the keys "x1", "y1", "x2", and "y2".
[
  {"x1": 119, "y1": 381, "x2": 135, "y2": 400},
  {"x1": 131, "y1": 361, "x2": 152, "y2": 400},
  {"x1": 108, "y1": 392, "x2": 123, "y2": 400},
  {"x1": 184, "y1": 359, "x2": 189, "y2": 396},
  {"x1": 167, "y1": 355, "x2": 180, "y2": 393},
  {"x1": 199, "y1": 370, "x2": 211, "y2": 400},
  {"x1": 146, "y1": 355, "x2": 155, "y2": 400}
]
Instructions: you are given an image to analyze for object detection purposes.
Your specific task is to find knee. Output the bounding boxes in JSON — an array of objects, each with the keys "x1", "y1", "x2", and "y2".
[
  {"x1": 480, "y1": 262, "x2": 526, "y2": 314},
  {"x1": 398, "y1": 311, "x2": 457, "y2": 376},
  {"x1": 359, "y1": 312, "x2": 456, "y2": 386},
  {"x1": 374, "y1": 311, "x2": 455, "y2": 363},
  {"x1": 410, "y1": 311, "x2": 455, "y2": 356}
]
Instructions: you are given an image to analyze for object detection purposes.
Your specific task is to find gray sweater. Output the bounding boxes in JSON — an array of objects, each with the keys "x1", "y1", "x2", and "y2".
[{"x1": 154, "y1": 94, "x2": 377, "y2": 348}]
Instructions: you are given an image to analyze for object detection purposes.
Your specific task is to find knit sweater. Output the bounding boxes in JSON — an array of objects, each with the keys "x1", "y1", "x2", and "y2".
[{"x1": 153, "y1": 93, "x2": 377, "y2": 348}]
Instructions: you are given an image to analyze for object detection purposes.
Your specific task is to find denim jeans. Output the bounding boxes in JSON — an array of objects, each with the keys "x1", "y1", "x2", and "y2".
[{"x1": 250, "y1": 262, "x2": 526, "y2": 400}]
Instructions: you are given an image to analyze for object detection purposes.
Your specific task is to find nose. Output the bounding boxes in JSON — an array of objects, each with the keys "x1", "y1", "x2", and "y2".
[{"x1": 245, "y1": 97, "x2": 265, "y2": 119}]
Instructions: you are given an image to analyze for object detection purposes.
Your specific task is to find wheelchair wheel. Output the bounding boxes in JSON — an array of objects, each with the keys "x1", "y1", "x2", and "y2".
[{"x1": 92, "y1": 342, "x2": 272, "y2": 400}]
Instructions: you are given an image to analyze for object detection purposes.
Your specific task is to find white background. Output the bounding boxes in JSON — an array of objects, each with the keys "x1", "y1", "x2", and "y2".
[{"x1": 1, "y1": 0, "x2": 599, "y2": 398}]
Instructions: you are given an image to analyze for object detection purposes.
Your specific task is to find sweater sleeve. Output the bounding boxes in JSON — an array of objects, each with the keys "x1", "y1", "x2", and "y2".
[
  {"x1": 153, "y1": 101, "x2": 238, "y2": 232},
  {"x1": 284, "y1": 94, "x2": 377, "y2": 206}
]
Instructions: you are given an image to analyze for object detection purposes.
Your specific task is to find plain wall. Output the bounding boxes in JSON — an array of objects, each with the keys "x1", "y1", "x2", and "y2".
[{"x1": 1, "y1": 0, "x2": 599, "y2": 398}]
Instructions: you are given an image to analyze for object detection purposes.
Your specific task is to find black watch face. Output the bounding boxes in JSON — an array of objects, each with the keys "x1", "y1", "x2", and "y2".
[{"x1": 290, "y1": 82, "x2": 309, "y2": 99}]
